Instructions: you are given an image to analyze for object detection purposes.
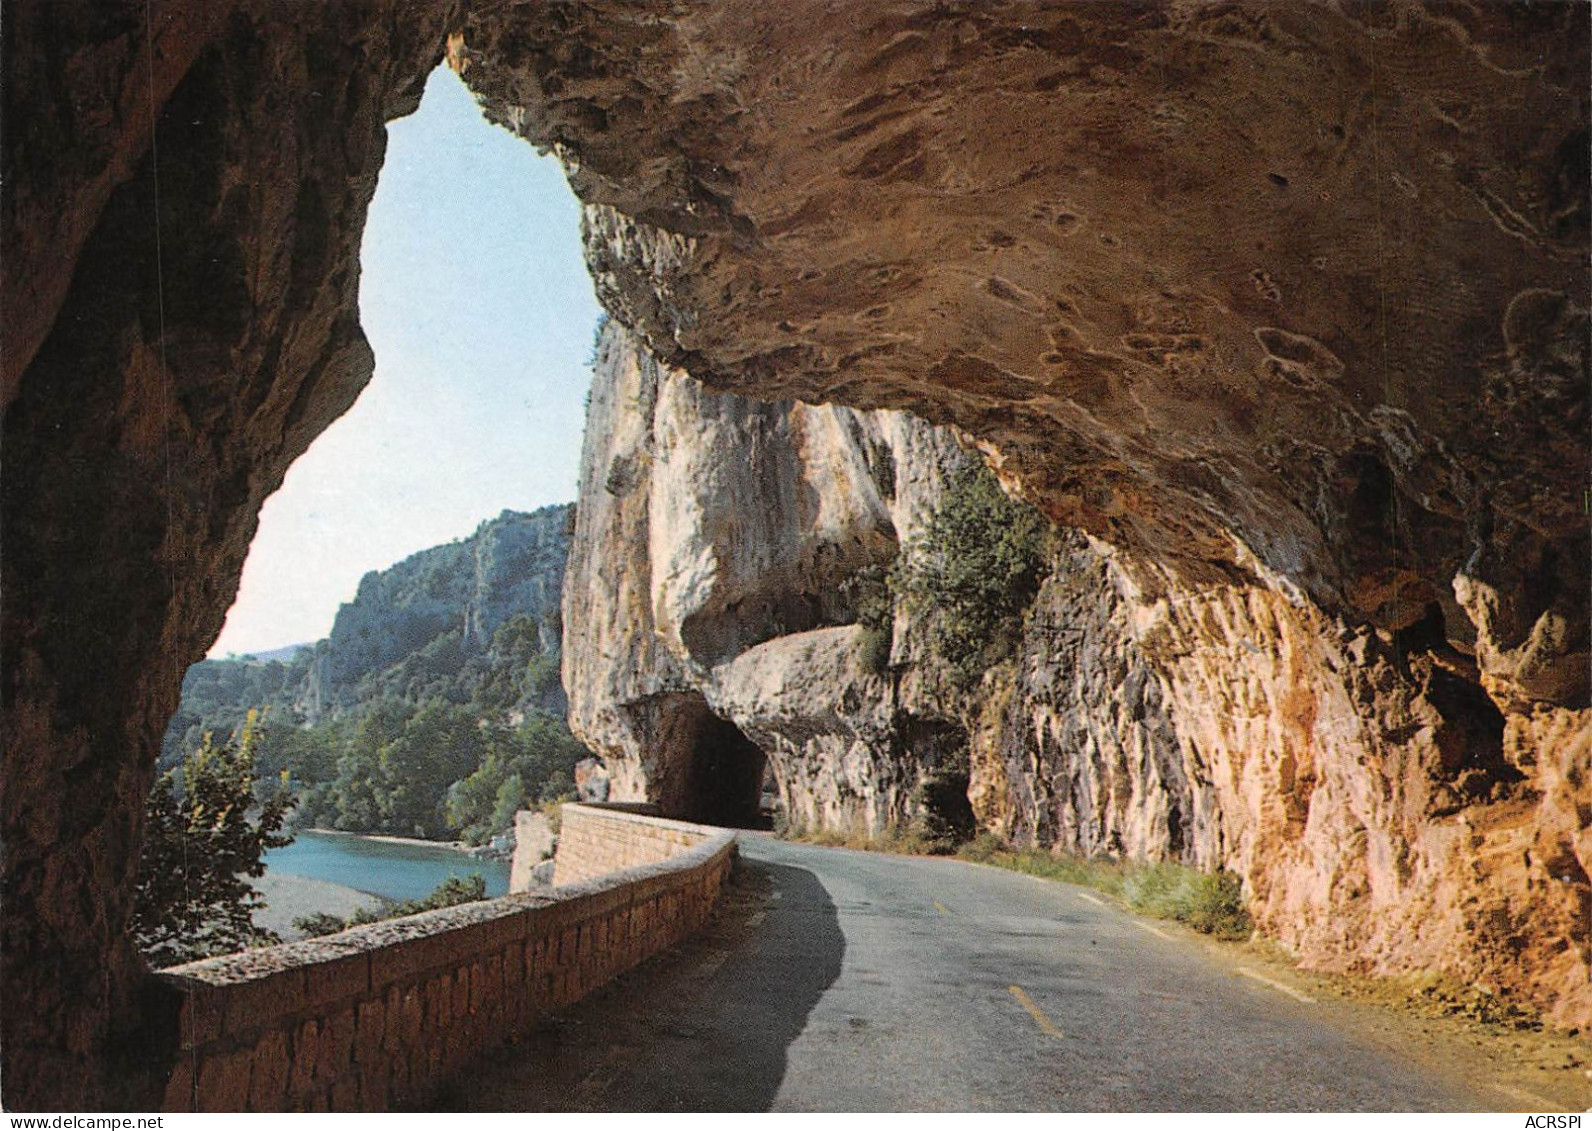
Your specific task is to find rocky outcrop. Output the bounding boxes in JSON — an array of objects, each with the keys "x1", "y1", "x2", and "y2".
[
  {"x1": 466, "y1": 0, "x2": 1588, "y2": 1032},
  {"x1": 480, "y1": 2, "x2": 1588, "y2": 1019},
  {"x1": 568, "y1": 322, "x2": 1590, "y2": 1029},
  {"x1": 563, "y1": 321, "x2": 973, "y2": 831},
  {"x1": 3, "y1": 0, "x2": 1586, "y2": 1107},
  {"x1": 301, "y1": 505, "x2": 571, "y2": 718},
  {"x1": 459, "y1": 3, "x2": 1588, "y2": 708},
  {"x1": 509, "y1": 809, "x2": 557, "y2": 892}
]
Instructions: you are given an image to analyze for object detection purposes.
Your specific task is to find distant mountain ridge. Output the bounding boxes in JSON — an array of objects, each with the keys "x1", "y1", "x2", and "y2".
[
  {"x1": 297, "y1": 504, "x2": 573, "y2": 721},
  {"x1": 164, "y1": 505, "x2": 575, "y2": 764},
  {"x1": 237, "y1": 643, "x2": 313, "y2": 664}
]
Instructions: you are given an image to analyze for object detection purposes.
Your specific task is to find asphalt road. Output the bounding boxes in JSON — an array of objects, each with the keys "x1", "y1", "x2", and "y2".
[{"x1": 449, "y1": 836, "x2": 1489, "y2": 1112}]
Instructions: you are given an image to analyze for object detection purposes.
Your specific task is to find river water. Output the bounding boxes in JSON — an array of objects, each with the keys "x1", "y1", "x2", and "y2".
[{"x1": 264, "y1": 829, "x2": 511, "y2": 903}]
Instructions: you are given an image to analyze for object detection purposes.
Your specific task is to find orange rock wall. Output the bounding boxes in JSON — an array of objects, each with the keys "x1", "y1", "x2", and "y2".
[{"x1": 970, "y1": 537, "x2": 1591, "y2": 1028}]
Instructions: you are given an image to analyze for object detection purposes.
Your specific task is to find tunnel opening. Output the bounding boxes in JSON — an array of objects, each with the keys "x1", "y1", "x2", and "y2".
[
  {"x1": 682, "y1": 709, "x2": 771, "y2": 830},
  {"x1": 629, "y1": 692, "x2": 770, "y2": 829},
  {"x1": 918, "y1": 772, "x2": 976, "y2": 841},
  {"x1": 899, "y1": 715, "x2": 975, "y2": 841}
]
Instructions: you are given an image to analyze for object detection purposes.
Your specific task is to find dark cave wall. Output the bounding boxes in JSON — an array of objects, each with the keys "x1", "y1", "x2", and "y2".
[{"x1": 0, "y1": 1, "x2": 455, "y2": 1107}]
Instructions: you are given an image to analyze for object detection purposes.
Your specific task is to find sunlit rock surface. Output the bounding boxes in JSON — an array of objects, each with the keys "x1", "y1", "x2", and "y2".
[
  {"x1": 471, "y1": 0, "x2": 1586, "y2": 1029},
  {"x1": 3, "y1": 0, "x2": 1586, "y2": 1106},
  {"x1": 563, "y1": 321, "x2": 972, "y2": 830},
  {"x1": 567, "y1": 325, "x2": 1591, "y2": 1028},
  {"x1": 979, "y1": 536, "x2": 1591, "y2": 1029}
]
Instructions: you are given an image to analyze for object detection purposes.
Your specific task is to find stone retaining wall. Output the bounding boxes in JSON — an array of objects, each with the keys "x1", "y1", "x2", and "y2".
[
  {"x1": 159, "y1": 810, "x2": 735, "y2": 1111},
  {"x1": 552, "y1": 802, "x2": 722, "y2": 886}
]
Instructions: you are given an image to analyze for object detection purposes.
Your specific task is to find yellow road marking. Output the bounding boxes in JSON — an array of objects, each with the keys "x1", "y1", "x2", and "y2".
[
  {"x1": 1236, "y1": 967, "x2": 1317, "y2": 1004},
  {"x1": 1008, "y1": 985, "x2": 1065, "y2": 1040},
  {"x1": 1075, "y1": 891, "x2": 1106, "y2": 907},
  {"x1": 1133, "y1": 920, "x2": 1173, "y2": 940},
  {"x1": 934, "y1": 900, "x2": 950, "y2": 916}
]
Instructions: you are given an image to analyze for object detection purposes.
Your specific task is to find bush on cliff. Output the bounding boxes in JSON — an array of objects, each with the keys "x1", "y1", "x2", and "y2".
[
  {"x1": 843, "y1": 560, "x2": 896, "y2": 673},
  {"x1": 895, "y1": 463, "x2": 1050, "y2": 683}
]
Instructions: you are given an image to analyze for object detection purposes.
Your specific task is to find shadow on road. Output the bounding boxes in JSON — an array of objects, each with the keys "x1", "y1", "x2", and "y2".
[{"x1": 435, "y1": 856, "x2": 843, "y2": 1112}]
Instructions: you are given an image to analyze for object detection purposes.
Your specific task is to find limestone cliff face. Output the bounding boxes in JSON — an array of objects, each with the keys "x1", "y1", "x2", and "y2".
[
  {"x1": 4, "y1": 0, "x2": 1588, "y2": 1106},
  {"x1": 972, "y1": 536, "x2": 1591, "y2": 1029},
  {"x1": 568, "y1": 322, "x2": 1590, "y2": 1029},
  {"x1": 460, "y1": 2, "x2": 1589, "y2": 721},
  {"x1": 564, "y1": 320, "x2": 973, "y2": 829},
  {"x1": 1, "y1": 1, "x2": 457, "y2": 1107},
  {"x1": 470, "y1": 1, "x2": 1587, "y2": 1032},
  {"x1": 163, "y1": 507, "x2": 570, "y2": 769}
]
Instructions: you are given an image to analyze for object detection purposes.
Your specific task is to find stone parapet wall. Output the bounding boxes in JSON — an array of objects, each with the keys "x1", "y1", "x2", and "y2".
[
  {"x1": 158, "y1": 815, "x2": 736, "y2": 1111},
  {"x1": 552, "y1": 802, "x2": 726, "y2": 886}
]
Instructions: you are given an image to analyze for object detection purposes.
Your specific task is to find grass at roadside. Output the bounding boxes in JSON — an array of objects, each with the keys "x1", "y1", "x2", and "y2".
[
  {"x1": 955, "y1": 832, "x2": 1253, "y2": 940},
  {"x1": 779, "y1": 823, "x2": 1252, "y2": 940},
  {"x1": 781, "y1": 820, "x2": 951, "y2": 858}
]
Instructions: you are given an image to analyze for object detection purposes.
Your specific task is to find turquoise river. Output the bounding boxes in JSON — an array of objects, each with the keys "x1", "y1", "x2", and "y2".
[{"x1": 263, "y1": 829, "x2": 511, "y2": 903}]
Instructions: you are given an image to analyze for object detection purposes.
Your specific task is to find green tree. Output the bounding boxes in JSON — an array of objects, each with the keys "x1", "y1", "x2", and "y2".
[
  {"x1": 896, "y1": 464, "x2": 1051, "y2": 683},
  {"x1": 489, "y1": 773, "x2": 527, "y2": 836},
  {"x1": 842, "y1": 560, "x2": 896, "y2": 673},
  {"x1": 376, "y1": 703, "x2": 486, "y2": 837},
  {"x1": 132, "y1": 713, "x2": 294, "y2": 966},
  {"x1": 313, "y1": 698, "x2": 413, "y2": 833},
  {"x1": 444, "y1": 714, "x2": 581, "y2": 844}
]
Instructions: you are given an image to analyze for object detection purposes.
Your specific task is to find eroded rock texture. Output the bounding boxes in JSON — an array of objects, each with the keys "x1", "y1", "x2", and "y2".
[
  {"x1": 563, "y1": 320, "x2": 974, "y2": 831},
  {"x1": 459, "y1": 2, "x2": 1589, "y2": 709},
  {"x1": 2, "y1": 0, "x2": 457, "y2": 1107},
  {"x1": 3, "y1": 0, "x2": 1588, "y2": 1108},
  {"x1": 466, "y1": 0, "x2": 1586, "y2": 1026},
  {"x1": 970, "y1": 537, "x2": 1591, "y2": 1028},
  {"x1": 569, "y1": 321, "x2": 1591, "y2": 1031}
]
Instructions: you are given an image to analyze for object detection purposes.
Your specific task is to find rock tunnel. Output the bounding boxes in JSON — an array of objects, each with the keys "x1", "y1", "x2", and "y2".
[
  {"x1": 2, "y1": 0, "x2": 1588, "y2": 1109},
  {"x1": 622, "y1": 692, "x2": 769, "y2": 829},
  {"x1": 674, "y1": 710, "x2": 770, "y2": 830}
]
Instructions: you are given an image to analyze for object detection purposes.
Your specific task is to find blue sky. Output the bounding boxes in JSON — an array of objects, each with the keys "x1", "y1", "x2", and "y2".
[{"x1": 210, "y1": 67, "x2": 601, "y2": 657}]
